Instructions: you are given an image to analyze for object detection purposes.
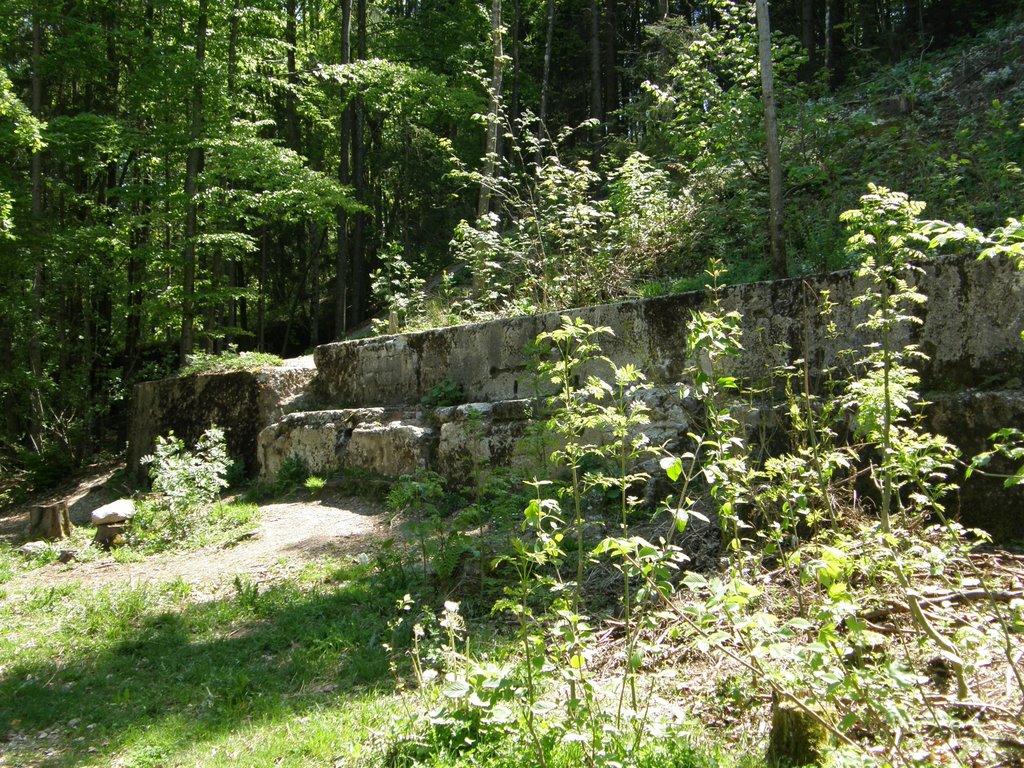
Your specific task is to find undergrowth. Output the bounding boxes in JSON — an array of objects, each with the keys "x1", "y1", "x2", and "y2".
[
  {"x1": 373, "y1": 188, "x2": 1024, "y2": 767},
  {"x1": 3, "y1": 190, "x2": 1023, "y2": 764},
  {"x1": 179, "y1": 346, "x2": 285, "y2": 376}
]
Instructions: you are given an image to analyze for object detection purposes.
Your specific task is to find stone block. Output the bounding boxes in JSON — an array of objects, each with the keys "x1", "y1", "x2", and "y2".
[{"x1": 91, "y1": 499, "x2": 137, "y2": 526}]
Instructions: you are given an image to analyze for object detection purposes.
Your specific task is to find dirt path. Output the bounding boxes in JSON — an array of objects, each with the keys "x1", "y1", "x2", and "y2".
[{"x1": 3, "y1": 495, "x2": 391, "y2": 593}]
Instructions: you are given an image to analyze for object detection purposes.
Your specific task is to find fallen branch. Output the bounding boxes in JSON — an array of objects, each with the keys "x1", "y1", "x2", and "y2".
[{"x1": 860, "y1": 590, "x2": 1024, "y2": 622}]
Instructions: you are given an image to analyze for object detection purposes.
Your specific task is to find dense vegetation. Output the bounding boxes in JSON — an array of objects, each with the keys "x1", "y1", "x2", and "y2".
[
  {"x1": 2, "y1": 186, "x2": 1023, "y2": 766},
  {"x1": 1, "y1": 0, "x2": 1022, "y2": 485}
]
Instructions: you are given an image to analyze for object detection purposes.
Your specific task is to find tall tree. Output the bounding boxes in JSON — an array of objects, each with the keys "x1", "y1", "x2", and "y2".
[
  {"x1": 28, "y1": 0, "x2": 45, "y2": 448},
  {"x1": 478, "y1": 0, "x2": 504, "y2": 218},
  {"x1": 757, "y1": 0, "x2": 786, "y2": 279},
  {"x1": 335, "y1": 0, "x2": 353, "y2": 338},
  {"x1": 180, "y1": 0, "x2": 208, "y2": 364}
]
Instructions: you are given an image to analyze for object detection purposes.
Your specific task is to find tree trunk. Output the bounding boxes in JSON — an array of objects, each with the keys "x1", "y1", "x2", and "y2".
[
  {"x1": 124, "y1": 0, "x2": 155, "y2": 389},
  {"x1": 226, "y1": 0, "x2": 242, "y2": 348},
  {"x1": 180, "y1": 0, "x2": 208, "y2": 365},
  {"x1": 335, "y1": 0, "x2": 353, "y2": 340},
  {"x1": 509, "y1": 0, "x2": 521, "y2": 156},
  {"x1": 350, "y1": 0, "x2": 368, "y2": 325},
  {"x1": 309, "y1": 222, "x2": 321, "y2": 347},
  {"x1": 258, "y1": 227, "x2": 268, "y2": 351},
  {"x1": 537, "y1": 0, "x2": 555, "y2": 160},
  {"x1": 285, "y1": 0, "x2": 300, "y2": 151},
  {"x1": 801, "y1": 0, "x2": 818, "y2": 73},
  {"x1": 602, "y1": 0, "x2": 617, "y2": 127},
  {"x1": 756, "y1": 0, "x2": 786, "y2": 279},
  {"x1": 589, "y1": 0, "x2": 603, "y2": 122},
  {"x1": 826, "y1": 0, "x2": 848, "y2": 87},
  {"x1": 29, "y1": 1, "x2": 45, "y2": 450},
  {"x1": 477, "y1": 0, "x2": 504, "y2": 219}
]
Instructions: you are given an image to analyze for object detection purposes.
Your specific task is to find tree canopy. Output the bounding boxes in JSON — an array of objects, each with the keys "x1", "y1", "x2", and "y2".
[{"x1": 0, "y1": 0, "x2": 1021, "y2": 477}]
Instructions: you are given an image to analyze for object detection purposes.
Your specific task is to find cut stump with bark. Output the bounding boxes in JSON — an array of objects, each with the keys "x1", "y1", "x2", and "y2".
[
  {"x1": 26, "y1": 500, "x2": 73, "y2": 541},
  {"x1": 767, "y1": 693, "x2": 828, "y2": 766}
]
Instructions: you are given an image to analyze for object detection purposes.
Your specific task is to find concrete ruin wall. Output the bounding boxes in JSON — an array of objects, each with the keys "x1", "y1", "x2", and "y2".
[
  {"x1": 128, "y1": 254, "x2": 1024, "y2": 541},
  {"x1": 128, "y1": 367, "x2": 314, "y2": 480},
  {"x1": 312, "y1": 254, "x2": 1024, "y2": 406}
]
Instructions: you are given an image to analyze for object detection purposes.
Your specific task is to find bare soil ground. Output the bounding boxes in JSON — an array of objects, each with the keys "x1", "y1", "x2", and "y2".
[{"x1": 0, "y1": 467, "x2": 391, "y2": 594}]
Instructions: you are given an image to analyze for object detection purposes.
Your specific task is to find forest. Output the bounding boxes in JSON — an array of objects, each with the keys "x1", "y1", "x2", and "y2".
[
  {"x1": 0, "y1": 0, "x2": 1022, "y2": 492},
  {"x1": 0, "y1": 0, "x2": 1019, "y2": 487},
  {"x1": 1, "y1": 2, "x2": 1024, "y2": 766}
]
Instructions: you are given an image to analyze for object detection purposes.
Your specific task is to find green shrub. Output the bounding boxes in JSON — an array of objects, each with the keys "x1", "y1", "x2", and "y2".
[
  {"x1": 180, "y1": 346, "x2": 284, "y2": 376},
  {"x1": 141, "y1": 426, "x2": 230, "y2": 535},
  {"x1": 420, "y1": 375, "x2": 466, "y2": 408}
]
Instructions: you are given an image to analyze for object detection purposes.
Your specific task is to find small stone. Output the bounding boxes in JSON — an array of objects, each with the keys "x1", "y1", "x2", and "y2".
[
  {"x1": 91, "y1": 498, "x2": 136, "y2": 526},
  {"x1": 19, "y1": 541, "x2": 50, "y2": 556}
]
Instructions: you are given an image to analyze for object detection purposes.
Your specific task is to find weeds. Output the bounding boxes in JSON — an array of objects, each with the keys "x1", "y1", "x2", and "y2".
[
  {"x1": 141, "y1": 426, "x2": 230, "y2": 536},
  {"x1": 375, "y1": 188, "x2": 1024, "y2": 767},
  {"x1": 179, "y1": 346, "x2": 284, "y2": 376},
  {"x1": 5, "y1": 188, "x2": 1023, "y2": 765}
]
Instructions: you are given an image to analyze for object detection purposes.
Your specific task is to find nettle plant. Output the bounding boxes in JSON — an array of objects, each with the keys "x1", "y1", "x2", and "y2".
[
  {"x1": 383, "y1": 191, "x2": 1024, "y2": 767},
  {"x1": 652, "y1": 187, "x2": 1024, "y2": 765},
  {"x1": 384, "y1": 318, "x2": 687, "y2": 766}
]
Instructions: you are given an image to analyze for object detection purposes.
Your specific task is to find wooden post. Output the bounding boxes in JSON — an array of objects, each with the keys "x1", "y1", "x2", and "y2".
[{"x1": 26, "y1": 500, "x2": 73, "y2": 541}]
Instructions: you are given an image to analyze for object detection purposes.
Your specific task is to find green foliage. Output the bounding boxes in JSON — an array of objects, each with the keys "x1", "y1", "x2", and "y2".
[
  {"x1": 250, "y1": 454, "x2": 328, "y2": 500},
  {"x1": 303, "y1": 475, "x2": 327, "y2": 493},
  {"x1": 841, "y1": 186, "x2": 958, "y2": 528},
  {"x1": 370, "y1": 242, "x2": 428, "y2": 334},
  {"x1": 971, "y1": 427, "x2": 1024, "y2": 488},
  {"x1": 444, "y1": 126, "x2": 696, "y2": 324},
  {"x1": 0, "y1": 556, "x2": 423, "y2": 767},
  {"x1": 646, "y1": 191, "x2": 1023, "y2": 764},
  {"x1": 126, "y1": 499, "x2": 259, "y2": 555},
  {"x1": 534, "y1": 316, "x2": 614, "y2": 611},
  {"x1": 387, "y1": 470, "x2": 474, "y2": 584},
  {"x1": 375, "y1": 192, "x2": 1023, "y2": 767},
  {"x1": 179, "y1": 346, "x2": 285, "y2": 376},
  {"x1": 275, "y1": 455, "x2": 312, "y2": 488},
  {"x1": 0, "y1": 70, "x2": 43, "y2": 238},
  {"x1": 140, "y1": 426, "x2": 230, "y2": 536},
  {"x1": 420, "y1": 375, "x2": 467, "y2": 409}
]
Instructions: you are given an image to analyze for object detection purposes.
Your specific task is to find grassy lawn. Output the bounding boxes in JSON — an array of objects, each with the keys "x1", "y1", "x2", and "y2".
[
  {"x1": 0, "y1": 550, "x2": 747, "y2": 768},
  {"x1": 0, "y1": 556, "x2": 409, "y2": 767}
]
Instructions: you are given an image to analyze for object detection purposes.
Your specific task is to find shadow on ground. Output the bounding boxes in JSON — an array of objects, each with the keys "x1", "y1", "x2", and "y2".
[{"x1": 0, "y1": 556, "x2": 419, "y2": 767}]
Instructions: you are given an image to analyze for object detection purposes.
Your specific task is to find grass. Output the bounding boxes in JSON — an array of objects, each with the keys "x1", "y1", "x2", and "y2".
[
  {"x1": 0, "y1": 548, "x2": 754, "y2": 768},
  {"x1": 0, "y1": 527, "x2": 108, "y2": 585},
  {"x1": 124, "y1": 500, "x2": 261, "y2": 555},
  {"x1": 179, "y1": 347, "x2": 285, "y2": 377},
  {"x1": 0, "y1": 556, "x2": 410, "y2": 768},
  {"x1": 0, "y1": 499, "x2": 262, "y2": 588}
]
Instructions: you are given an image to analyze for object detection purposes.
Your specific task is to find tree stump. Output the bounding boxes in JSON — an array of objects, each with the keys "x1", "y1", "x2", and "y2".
[
  {"x1": 26, "y1": 500, "x2": 73, "y2": 541},
  {"x1": 94, "y1": 523, "x2": 126, "y2": 551},
  {"x1": 767, "y1": 692, "x2": 828, "y2": 767}
]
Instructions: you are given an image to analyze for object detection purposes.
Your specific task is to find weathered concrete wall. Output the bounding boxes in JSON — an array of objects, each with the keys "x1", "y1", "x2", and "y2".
[
  {"x1": 130, "y1": 253, "x2": 1023, "y2": 540},
  {"x1": 927, "y1": 389, "x2": 1024, "y2": 543},
  {"x1": 128, "y1": 366, "x2": 314, "y2": 481},
  {"x1": 257, "y1": 407, "x2": 434, "y2": 481},
  {"x1": 313, "y1": 255, "x2": 1024, "y2": 408}
]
